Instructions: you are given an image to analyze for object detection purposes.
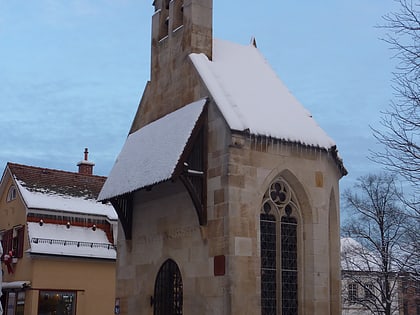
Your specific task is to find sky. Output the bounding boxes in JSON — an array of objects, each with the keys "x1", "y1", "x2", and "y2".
[{"x1": 0, "y1": 1, "x2": 401, "y2": 196}]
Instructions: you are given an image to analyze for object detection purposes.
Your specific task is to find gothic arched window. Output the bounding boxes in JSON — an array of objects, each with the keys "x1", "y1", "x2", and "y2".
[
  {"x1": 260, "y1": 178, "x2": 299, "y2": 315},
  {"x1": 153, "y1": 259, "x2": 183, "y2": 315}
]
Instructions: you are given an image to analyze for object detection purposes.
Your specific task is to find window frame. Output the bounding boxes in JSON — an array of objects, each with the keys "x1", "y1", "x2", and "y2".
[
  {"x1": 260, "y1": 177, "x2": 301, "y2": 315},
  {"x1": 37, "y1": 290, "x2": 77, "y2": 315},
  {"x1": 6, "y1": 185, "x2": 17, "y2": 202},
  {"x1": 364, "y1": 283, "x2": 375, "y2": 301},
  {"x1": 348, "y1": 282, "x2": 358, "y2": 303}
]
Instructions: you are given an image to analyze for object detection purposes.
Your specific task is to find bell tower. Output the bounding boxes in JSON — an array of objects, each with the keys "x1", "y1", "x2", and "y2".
[
  {"x1": 130, "y1": 0, "x2": 213, "y2": 132},
  {"x1": 151, "y1": 0, "x2": 213, "y2": 81}
]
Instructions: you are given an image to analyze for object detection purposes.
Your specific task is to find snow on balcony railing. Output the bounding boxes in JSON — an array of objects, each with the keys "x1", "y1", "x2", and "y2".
[{"x1": 31, "y1": 237, "x2": 116, "y2": 250}]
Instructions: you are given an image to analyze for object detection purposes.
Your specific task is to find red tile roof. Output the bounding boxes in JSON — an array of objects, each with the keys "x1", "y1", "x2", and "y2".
[{"x1": 7, "y1": 163, "x2": 106, "y2": 200}]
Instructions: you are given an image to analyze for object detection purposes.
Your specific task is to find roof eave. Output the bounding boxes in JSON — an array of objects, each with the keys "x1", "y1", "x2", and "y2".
[{"x1": 231, "y1": 129, "x2": 348, "y2": 177}]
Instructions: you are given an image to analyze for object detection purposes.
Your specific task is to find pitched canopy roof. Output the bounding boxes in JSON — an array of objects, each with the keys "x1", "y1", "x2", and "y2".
[
  {"x1": 98, "y1": 98, "x2": 207, "y2": 201},
  {"x1": 190, "y1": 39, "x2": 336, "y2": 149},
  {"x1": 5, "y1": 163, "x2": 117, "y2": 220}
]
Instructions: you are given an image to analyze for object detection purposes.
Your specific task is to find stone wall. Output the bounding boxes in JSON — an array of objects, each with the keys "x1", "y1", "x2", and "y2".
[{"x1": 117, "y1": 98, "x2": 342, "y2": 314}]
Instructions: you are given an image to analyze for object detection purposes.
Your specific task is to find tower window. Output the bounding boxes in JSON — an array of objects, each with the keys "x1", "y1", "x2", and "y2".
[
  {"x1": 158, "y1": 0, "x2": 170, "y2": 40},
  {"x1": 172, "y1": 0, "x2": 184, "y2": 31}
]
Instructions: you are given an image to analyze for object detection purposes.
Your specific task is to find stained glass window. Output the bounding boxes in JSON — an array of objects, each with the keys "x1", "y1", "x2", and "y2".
[
  {"x1": 261, "y1": 212, "x2": 277, "y2": 315},
  {"x1": 260, "y1": 178, "x2": 299, "y2": 315},
  {"x1": 281, "y1": 216, "x2": 298, "y2": 315}
]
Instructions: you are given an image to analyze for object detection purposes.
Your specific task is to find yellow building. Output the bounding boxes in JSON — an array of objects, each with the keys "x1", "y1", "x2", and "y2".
[{"x1": 0, "y1": 152, "x2": 117, "y2": 315}]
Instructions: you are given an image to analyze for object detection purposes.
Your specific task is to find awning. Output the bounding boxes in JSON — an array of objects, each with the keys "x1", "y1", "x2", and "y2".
[
  {"x1": 99, "y1": 98, "x2": 207, "y2": 201},
  {"x1": 2, "y1": 281, "x2": 31, "y2": 290}
]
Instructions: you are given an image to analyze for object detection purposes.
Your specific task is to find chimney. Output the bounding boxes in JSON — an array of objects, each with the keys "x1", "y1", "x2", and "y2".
[{"x1": 77, "y1": 148, "x2": 95, "y2": 175}]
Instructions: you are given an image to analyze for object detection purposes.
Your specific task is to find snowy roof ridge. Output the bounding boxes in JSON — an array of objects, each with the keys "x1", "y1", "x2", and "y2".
[
  {"x1": 98, "y1": 98, "x2": 207, "y2": 201},
  {"x1": 6, "y1": 162, "x2": 117, "y2": 220},
  {"x1": 190, "y1": 39, "x2": 336, "y2": 149},
  {"x1": 340, "y1": 237, "x2": 419, "y2": 272},
  {"x1": 7, "y1": 162, "x2": 107, "y2": 200},
  {"x1": 15, "y1": 179, "x2": 117, "y2": 220}
]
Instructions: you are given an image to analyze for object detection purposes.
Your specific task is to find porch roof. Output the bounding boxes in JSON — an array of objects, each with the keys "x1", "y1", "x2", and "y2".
[{"x1": 98, "y1": 98, "x2": 207, "y2": 201}]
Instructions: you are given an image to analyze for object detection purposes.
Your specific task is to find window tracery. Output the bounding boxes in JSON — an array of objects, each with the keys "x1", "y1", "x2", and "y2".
[{"x1": 260, "y1": 178, "x2": 299, "y2": 315}]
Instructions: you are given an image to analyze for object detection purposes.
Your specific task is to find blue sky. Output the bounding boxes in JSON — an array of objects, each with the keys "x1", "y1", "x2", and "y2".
[{"x1": 0, "y1": 1, "x2": 400, "y2": 194}]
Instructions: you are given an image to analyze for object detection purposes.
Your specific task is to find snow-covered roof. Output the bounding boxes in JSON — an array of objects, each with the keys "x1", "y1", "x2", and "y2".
[
  {"x1": 98, "y1": 98, "x2": 207, "y2": 201},
  {"x1": 27, "y1": 222, "x2": 116, "y2": 260},
  {"x1": 16, "y1": 180, "x2": 117, "y2": 220},
  {"x1": 190, "y1": 39, "x2": 335, "y2": 149},
  {"x1": 341, "y1": 237, "x2": 420, "y2": 273},
  {"x1": 5, "y1": 163, "x2": 117, "y2": 220},
  {"x1": 341, "y1": 237, "x2": 379, "y2": 271}
]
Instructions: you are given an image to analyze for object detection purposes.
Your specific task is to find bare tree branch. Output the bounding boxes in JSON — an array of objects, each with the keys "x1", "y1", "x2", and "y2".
[{"x1": 341, "y1": 173, "x2": 417, "y2": 315}]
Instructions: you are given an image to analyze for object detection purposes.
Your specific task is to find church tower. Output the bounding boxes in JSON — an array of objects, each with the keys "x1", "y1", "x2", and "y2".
[
  {"x1": 100, "y1": 1, "x2": 346, "y2": 314},
  {"x1": 130, "y1": 0, "x2": 212, "y2": 132}
]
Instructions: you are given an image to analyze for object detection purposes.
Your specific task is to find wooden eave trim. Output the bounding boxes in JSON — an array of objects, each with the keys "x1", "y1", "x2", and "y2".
[
  {"x1": 110, "y1": 193, "x2": 133, "y2": 240},
  {"x1": 172, "y1": 102, "x2": 208, "y2": 226},
  {"x1": 172, "y1": 102, "x2": 208, "y2": 178}
]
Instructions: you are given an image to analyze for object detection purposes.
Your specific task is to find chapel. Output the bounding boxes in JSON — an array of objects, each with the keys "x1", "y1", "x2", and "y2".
[{"x1": 99, "y1": 1, "x2": 347, "y2": 314}]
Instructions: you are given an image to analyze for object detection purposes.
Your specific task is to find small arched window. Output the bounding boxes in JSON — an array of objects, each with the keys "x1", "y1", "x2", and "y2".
[
  {"x1": 153, "y1": 259, "x2": 183, "y2": 315},
  {"x1": 6, "y1": 185, "x2": 17, "y2": 202}
]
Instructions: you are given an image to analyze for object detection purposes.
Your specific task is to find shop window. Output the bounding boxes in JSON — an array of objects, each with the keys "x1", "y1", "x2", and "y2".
[
  {"x1": 38, "y1": 291, "x2": 76, "y2": 315},
  {"x1": 4, "y1": 291, "x2": 24, "y2": 315},
  {"x1": 16, "y1": 291, "x2": 25, "y2": 315},
  {"x1": 6, "y1": 292, "x2": 16, "y2": 315}
]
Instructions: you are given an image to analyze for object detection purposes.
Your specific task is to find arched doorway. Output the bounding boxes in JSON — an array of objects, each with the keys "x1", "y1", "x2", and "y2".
[{"x1": 153, "y1": 259, "x2": 183, "y2": 315}]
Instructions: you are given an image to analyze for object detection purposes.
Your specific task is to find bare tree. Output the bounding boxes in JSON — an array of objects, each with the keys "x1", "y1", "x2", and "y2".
[
  {"x1": 371, "y1": 0, "x2": 420, "y2": 214},
  {"x1": 341, "y1": 173, "x2": 416, "y2": 315}
]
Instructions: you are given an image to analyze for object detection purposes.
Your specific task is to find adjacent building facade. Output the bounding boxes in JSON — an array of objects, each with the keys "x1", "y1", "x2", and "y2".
[
  {"x1": 100, "y1": 1, "x2": 347, "y2": 314},
  {"x1": 0, "y1": 151, "x2": 117, "y2": 315},
  {"x1": 341, "y1": 238, "x2": 420, "y2": 315}
]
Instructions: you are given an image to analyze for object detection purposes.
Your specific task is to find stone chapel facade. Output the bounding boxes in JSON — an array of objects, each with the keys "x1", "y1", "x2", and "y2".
[{"x1": 99, "y1": 1, "x2": 347, "y2": 314}]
